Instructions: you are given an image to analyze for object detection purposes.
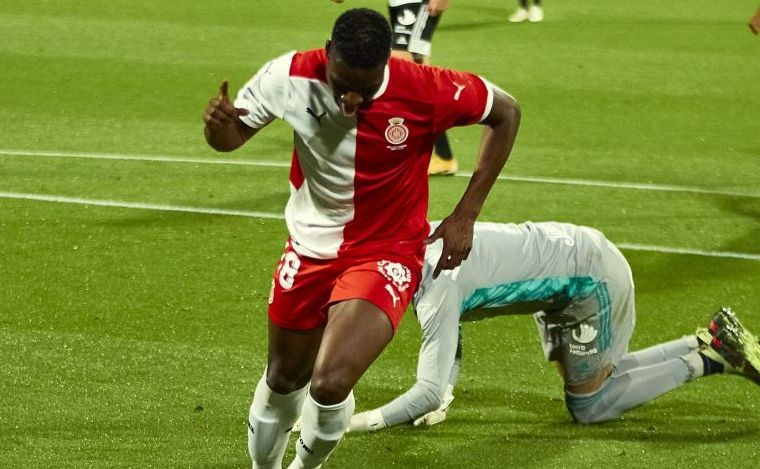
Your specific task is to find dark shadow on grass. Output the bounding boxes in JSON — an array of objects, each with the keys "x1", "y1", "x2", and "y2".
[
  {"x1": 451, "y1": 385, "x2": 759, "y2": 443},
  {"x1": 341, "y1": 383, "x2": 759, "y2": 466},
  {"x1": 715, "y1": 196, "x2": 760, "y2": 256},
  {"x1": 628, "y1": 194, "x2": 760, "y2": 297},
  {"x1": 502, "y1": 420, "x2": 760, "y2": 445}
]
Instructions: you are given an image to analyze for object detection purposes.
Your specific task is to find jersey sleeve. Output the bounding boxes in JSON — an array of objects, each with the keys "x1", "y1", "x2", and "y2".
[
  {"x1": 234, "y1": 51, "x2": 295, "y2": 129},
  {"x1": 432, "y1": 68, "x2": 494, "y2": 133}
]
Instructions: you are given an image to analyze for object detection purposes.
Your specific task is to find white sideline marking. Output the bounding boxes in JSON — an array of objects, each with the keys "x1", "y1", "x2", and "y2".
[
  {"x1": 0, "y1": 192, "x2": 285, "y2": 220},
  {"x1": 0, "y1": 149, "x2": 290, "y2": 168},
  {"x1": 1, "y1": 191, "x2": 759, "y2": 262},
  {"x1": 468, "y1": 173, "x2": 760, "y2": 199},
  {"x1": 1, "y1": 149, "x2": 758, "y2": 199},
  {"x1": 616, "y1": 243, "x2": 760, "y2": 262}
]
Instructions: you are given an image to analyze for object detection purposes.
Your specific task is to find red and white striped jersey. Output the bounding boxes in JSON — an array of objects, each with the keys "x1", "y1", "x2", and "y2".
[{"x1": 235, "y1": 48, "x2": 494, "y2": 259}]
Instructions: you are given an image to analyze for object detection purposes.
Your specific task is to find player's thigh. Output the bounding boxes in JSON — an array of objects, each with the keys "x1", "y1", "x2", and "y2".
[
  {"x1": 265, "y1": 240, "x2": 338, "y2": 391},
  {"x1": 310, "y1": 257, "x2": 421, "y2": 401},
  {"x1": 313, "y1": 299, "x2": 394, "y2": 394},
  {"x1": 268, "y1": 240, "x2": 337, "y2": 330}
]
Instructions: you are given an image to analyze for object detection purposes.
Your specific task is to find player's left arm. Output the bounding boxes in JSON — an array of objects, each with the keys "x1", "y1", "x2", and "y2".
[{"x1": 428, "y1": 87, "x2": 521, "y2": 279}]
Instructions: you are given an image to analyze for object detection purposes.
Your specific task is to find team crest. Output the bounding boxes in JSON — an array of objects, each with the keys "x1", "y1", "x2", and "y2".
[
  {"x1": 384, "y1": 117, "x2": 409, "y2": 145},
  {"x1": 377, "y1": 260, "x2": 412, "y2": 291}
]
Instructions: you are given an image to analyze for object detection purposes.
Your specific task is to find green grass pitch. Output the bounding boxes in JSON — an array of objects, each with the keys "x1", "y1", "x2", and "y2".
[{"x1": 1, "y1": 0, "x2": 759, "y2": 467}]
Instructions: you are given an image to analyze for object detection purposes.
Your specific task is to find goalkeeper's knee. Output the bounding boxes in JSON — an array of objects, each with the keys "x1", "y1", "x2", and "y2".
[{"x1": 564, "y1": 380, "x2": 615, "y2": 424}]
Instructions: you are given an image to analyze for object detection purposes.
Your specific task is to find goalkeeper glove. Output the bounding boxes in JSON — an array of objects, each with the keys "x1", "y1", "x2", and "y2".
[{"x1": 348, "y1": 409, "x2": 387, "y2": 433}]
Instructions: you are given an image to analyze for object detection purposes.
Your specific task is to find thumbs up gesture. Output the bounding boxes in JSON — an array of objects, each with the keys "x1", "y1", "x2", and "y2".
[{"x1": 203, "y1": 80, "x2": 249, "y2": 129}]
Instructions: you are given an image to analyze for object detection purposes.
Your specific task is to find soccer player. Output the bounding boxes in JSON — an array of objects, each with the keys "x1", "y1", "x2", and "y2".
[
  {"x1": 346, "y1": 221, "x2": 760, "y2": 431},
  {"x1": 202, "y1": 8, "x2": 520, "y2": 469},
  {"x1": 388, "y1": 0, "x2": 459, "y2": 175}
]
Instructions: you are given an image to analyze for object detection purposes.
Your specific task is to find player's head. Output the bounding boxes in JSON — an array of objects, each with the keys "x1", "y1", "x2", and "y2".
[{"x1": 326, "y1": 8, "x2": 391, "y2": 116}]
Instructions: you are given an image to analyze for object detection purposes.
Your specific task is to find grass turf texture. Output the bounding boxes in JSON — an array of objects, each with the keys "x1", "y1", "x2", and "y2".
[{"x1": 1, "y1": 0, "x2": 759, "y2": 467}]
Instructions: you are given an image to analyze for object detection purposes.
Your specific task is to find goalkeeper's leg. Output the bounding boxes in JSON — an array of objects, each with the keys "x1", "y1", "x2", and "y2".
[{"x1": 564, "y1": 336, "x2": 729, "y2": 424}]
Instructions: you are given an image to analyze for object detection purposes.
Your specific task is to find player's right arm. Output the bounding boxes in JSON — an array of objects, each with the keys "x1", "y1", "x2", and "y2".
[
  {"x1": 203, "y1": 53, "x2": 292, "y2": 152},
  {"x1": 203, "y1": 80, "x2": 257, "y2": 152}
]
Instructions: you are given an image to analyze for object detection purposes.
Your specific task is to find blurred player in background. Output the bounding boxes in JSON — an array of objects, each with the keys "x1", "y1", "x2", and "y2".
[
  {"x1": 750, "y1": 4, "x2": 760, "y2": 34},
  {"x1": 388, "y1": 0, "x2": 459, "y2": 175},
  {"x1": 345, "y1": 221, "x2": 760, "y2": 431},
  {"x1": 203, "y1": 8, "x2": 520, "y2": 468},
  {"x1": 508, "y1": 0, "x2": 544, "y2": 23}
]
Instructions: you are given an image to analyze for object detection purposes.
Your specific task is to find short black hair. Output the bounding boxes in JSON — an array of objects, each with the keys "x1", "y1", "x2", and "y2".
[{"x1": 330, "y1": 8, "x2": 391, "y2": 69}]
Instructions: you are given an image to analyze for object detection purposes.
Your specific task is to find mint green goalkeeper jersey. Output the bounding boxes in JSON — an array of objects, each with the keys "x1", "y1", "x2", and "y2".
[{"x1": 378, "y1": 221, "x2": 625, "y2": 426}]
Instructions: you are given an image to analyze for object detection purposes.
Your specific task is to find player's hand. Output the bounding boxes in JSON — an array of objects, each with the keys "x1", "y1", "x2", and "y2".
[
  {"x1": 413, "y1": 408, "x2": 448, "y2": 427},
  {"x1": 413, "y1": 389, "x2": 454, "y2": 427},
  {"x1": 348, "y1": 409, "x2": 387, "y2": 433},
  {"x1": 427, "y1": 0, "x2": 450, "y2": 17},
  {"x1": 203, "y1": 80, "x2": 249, "y2": 129},
  {"x1": 425, "y1": 213, "x2": 474, "y2": 279}
]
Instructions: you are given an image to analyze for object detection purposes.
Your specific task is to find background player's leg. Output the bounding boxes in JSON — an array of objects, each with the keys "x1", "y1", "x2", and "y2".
[
  {"x1": 510, "y1": 0, "x2": 530, "y2": 22},
  {"x1": 248, "y1": 322, "x2": 323, "y2": 469},
  {"x1": 615, "y1": 335, "x2": 699, "y2": 373},
  {"x1": 390, "y1": 1, "x2": 457, "y2": 175},
  {"x1": 289, "y1": 299, "x2": 394, "y2": 469},
  {"x1": 410, "y1": 9, "x2": 458, "y2": 175},
  {"x1": 417, "y1": 52, "x2": 457, "y2": 175},
  {"x1": 433, "y1": 133, "x2": 453, "y2": 160},
  {"x1": 564, "y1": 347, "x2": 727, "y2": 424},
  {"x1": 528, "y1": 0, "x2": 544, "y2": 23}
]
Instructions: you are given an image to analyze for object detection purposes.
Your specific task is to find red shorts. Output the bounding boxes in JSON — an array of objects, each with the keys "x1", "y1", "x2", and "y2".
[{"x1": 267, "y1": 240, "x2": 423, "y2": 331}]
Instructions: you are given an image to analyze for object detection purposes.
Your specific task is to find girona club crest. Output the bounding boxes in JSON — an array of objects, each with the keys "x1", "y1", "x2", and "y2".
[
  {"x1": 384, "y1": 117, "x2": 409, "y2": 145},
  {"x1": 377, "y1": 260, "x2": 412, "y2": 292}
]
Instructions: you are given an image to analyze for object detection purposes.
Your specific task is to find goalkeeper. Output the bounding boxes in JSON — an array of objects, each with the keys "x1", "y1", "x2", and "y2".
[{"x1": 349, "y1": 221, "x2": 760, "y2": 430}]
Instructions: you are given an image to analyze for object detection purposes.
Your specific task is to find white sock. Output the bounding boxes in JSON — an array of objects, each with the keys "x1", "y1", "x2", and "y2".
[
  {"x1": 248, "y1": 373, "x2": 308, "y2": 469},
  {"x1": 287, "y1": 391, "x2": 355, "y2": 469}
]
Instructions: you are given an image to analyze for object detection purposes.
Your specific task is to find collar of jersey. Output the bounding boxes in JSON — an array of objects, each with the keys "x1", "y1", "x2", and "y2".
[{"x1": 371, "y1": 64, "x2": 390, "y2": 100}]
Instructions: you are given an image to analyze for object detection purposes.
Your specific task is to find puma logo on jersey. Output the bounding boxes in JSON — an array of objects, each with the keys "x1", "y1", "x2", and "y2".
[
  {"x1": 453, "y1": 82, "x2": 466, "y2": 101},
  {"x1": 306, "y1": 107, "x2": 326, "y2": 126},
  {"x1": 385, "y1": 284, "x2": 400, "y2": 307}
]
